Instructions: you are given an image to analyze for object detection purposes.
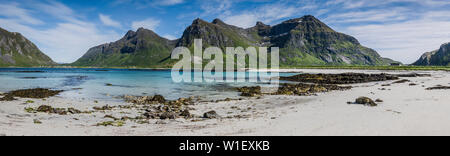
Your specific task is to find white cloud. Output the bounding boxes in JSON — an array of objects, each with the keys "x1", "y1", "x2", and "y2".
[
  {"x1": 131, "y1": 18, "x2": 160, "y2": 30},
  {"x1": 0, "y1": 2, "x2": 120, "y2": 63},
  {"x1": 0, "y1": 3, "x2": 44, "y2": 25},
  {"x1": 343, "y1": 11, "x2": 450, "y2": 64},
  {"x1": 324, "y1": 9, "x2": 409, "y2": 23},
  {"x1": 223, "y1": 14, "x2": 257, "y2": 28},
  {"x1": 99, "y1": 14, "x2": 122, "y2": 28},
  {"x1": 111, "y1": 0, "x2": 184, "y2": 7},
  {"x1": 159, "y1": 0, "x2": 184, "y2": 6},
  {"x1": 162, "y1": 34, "x2": 178, "y2": 40},
  {"x1": 222, "y1": 3, "x2": 302, "y2": 28}
]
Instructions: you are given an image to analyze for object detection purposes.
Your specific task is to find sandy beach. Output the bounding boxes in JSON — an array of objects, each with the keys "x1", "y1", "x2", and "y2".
[{"x1": 1, "y1": 69, "x2": 449, "y2": 136}]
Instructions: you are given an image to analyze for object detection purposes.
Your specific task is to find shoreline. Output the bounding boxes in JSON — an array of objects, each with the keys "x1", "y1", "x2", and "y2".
[
  {"x1": 1, "y1": 66, "x2": 449, "y2": 73},
  {"x1": 0, "y1": 69, "x2": 449, "y2": 136}
]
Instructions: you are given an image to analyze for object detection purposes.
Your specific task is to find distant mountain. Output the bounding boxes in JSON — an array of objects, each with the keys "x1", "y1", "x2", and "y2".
[
  {"x1": 413, "y1": 42, "x2": 450, "y2": 66},
  {"x1": 73, "y1": 15, "x2": 397, "y2": 68},
  {"x1": 0, "y1": 27, "x2": 55, "y2": 67},
  {"x1": 72, "y1": 28, "x2": 177, "y2": 67}
]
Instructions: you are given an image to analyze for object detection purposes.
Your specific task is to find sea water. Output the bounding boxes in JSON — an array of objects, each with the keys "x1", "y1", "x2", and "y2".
[{"x1": 0, "y1": 68, "x2": 297, "y2": 101}]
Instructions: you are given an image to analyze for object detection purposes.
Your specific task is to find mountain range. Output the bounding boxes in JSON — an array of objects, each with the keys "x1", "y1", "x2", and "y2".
[
  {"x1": 0, "y1": 27, "x2": 55, "y2": 67},
  {"x1": 72, "y1": 15, "x2": 399, "y2": 68},
  {"x1": 413, "y1": 42, "x2": 450, "y2": 66}
]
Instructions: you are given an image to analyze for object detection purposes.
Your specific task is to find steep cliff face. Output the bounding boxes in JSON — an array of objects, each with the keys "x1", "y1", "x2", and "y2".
[
  {"x1": 0, "y1": 27, "x2": 55, "y2": 67},
  {"x1": 413, "y1": 43, "x2": 450, "y2": 66},
  {"x1": 176, "y1": 15, "x2": 396, "y2": 66},
  {"x1": 254, "y1": 15, "x2": 395, "y2": 65},
  {"x1": 72, "y1": 28, "x2": 176, "y2": 67},
  {"x1": 74, "y1": 15, "x2": 397, "y2": 67},
  {"x1": 176, "y1": 18, "x2": 260, "y2": 49}
]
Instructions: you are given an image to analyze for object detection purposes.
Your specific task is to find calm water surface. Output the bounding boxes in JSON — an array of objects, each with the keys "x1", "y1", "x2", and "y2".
[{"x1": 0, "y1": 68, "x2": 297, "y2": 101}]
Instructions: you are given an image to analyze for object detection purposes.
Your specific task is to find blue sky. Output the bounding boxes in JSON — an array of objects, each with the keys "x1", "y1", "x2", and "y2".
[{"x1": 0, "y1": 0, "x2": 449, "y2": 64}]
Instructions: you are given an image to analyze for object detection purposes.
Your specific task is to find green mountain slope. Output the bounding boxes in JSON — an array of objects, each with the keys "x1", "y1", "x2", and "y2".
[
  {"x1": 73, "y1": 15, "x2": 398, "y2": 68},
  {"x1": 413, "y1": 42, "x2": 450, "y2": 66},
  {"x1": 0, "y1": 27, "x2": 55, "y2": 67},
  {"x1": 255, "y1": 15, "x2": 396, "y2": 66},
  {"x1": 72, "y1": 28, "x2": 176, "y2": 68}
]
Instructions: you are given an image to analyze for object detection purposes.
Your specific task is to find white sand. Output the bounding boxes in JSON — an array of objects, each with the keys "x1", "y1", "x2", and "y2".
[{"x1": 0, "y1": 69, "x2": 449, "y2": 136}]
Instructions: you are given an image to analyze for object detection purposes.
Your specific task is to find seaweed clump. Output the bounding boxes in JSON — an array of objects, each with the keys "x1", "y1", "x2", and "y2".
[
  {"x1": 2, "y1": 88, "x2": 63, "y2": 99},
  {"x1": 274, "y1": 83, "x2": 352, "y2": 96},
  {"x1": 123, "y1": 95, "x2": 195, "y2": 120},
  {"x1": 280, "y1": 73, "x2": 399, "y2": 84},
  {"x1": 237, "y1": 86, "x2": 262, "y2": 97},
  {"x1": 25, "y1": 105, "x2": 90, "y2": 115}
]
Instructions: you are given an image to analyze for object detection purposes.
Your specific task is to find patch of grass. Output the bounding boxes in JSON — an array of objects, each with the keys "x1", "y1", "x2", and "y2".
[
  {"x1": 279, "y1": 65, "x2": 450, "y2": 71},
  {"x1": 96, "y1": 120, "x2": 125, "y2": 127}
]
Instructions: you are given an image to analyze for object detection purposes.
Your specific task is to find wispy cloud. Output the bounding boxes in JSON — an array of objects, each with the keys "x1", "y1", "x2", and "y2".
[
  {"x1": 131, "y1": 18, "x2": 161, "y2": 30},
  {"x1": 0, "y1": 1, "x2": 120, "y2": 63},
  {"x1": 344, "y1": 12, "x2": 450, "y2": 64},
  {"x1": 111, "y1": 0, "x2": 184, "y2": 8},
  {"x1": 0, "y1": 3, "x2": 44, "y2": 25},
  {"x1": 99, "y1": 14, "x2": 122, "y2": 28},
  {"x1": 321, "y1": 0, "x2": 450, "y2": 63},
  {"x1": 209, "y1": 1, "x2": 317, "y2": 28},
  {"x1": 163, "y1": 34, "x2": 177, "y2": 40},
  {"x1": 159, "y1": 0, "x2": 184, "y2": 6}
]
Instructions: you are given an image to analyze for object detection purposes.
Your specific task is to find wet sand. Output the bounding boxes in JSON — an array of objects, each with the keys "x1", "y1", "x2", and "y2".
[{"x1": 0, "y1": 69, "x2": 449, "y2": 136}]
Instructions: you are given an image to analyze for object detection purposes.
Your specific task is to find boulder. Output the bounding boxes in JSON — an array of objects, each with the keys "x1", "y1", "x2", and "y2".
[{"x1": 203, "y1": 111, "x2": 220, "y2": 119}]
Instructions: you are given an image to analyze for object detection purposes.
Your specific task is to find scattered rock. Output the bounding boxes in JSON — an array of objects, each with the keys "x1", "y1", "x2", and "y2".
[
  {"x1": 152, "y1": 95, "x2": 166, "y2": 103},
  {"x1": 27, "y1": 105, "x2": 87, "y2": 115},
  {"x1": 280, "y1": 73, "x2": 399, "y2": 84},
  {"x1": 409, "y1": 83, "x2": 418, "y2": 86},
  {"x1": 33, "y1": 119, "x2": 42, "y2": 124},
  {"x1": 155, "y1": 121, "x2": 167, "y2": 124},
  {"x1": 143, "y1": 111, "x2": 158, "y2": 119},
  {"x1": 67, "y1": 108, "x2": 82, "y2": 114},
  {"x1": 93, "y1": 105, "x2": 115, "y2": 111},
  {"x1": 393, "y1": 73, "x2": 431, "y2": 77},
  {"x1": 96, "y1": 121, "x2": 125, "y2": 127},
  {"x1": 273, "y1": 83, "x2": 352, "y2": 96},
  {"x1": 237, "y1": 86, "x2": 262, "y2": 97},
  {"x1": 426, "y1": 86, "x2": 450, "y2": 90},
  {"x1": 160, "y1": 112, "x2": 177, "y2": 120},
  {"x1": 375, "y1": 99, "x2": 384, "y2": 103},
  {"x1": 180, "y1": 110, "x2": 191, "y2": 117},
  {"x1": 354, "y1": 97, "x2": 377, "y2": 107},
  {"x1": 104, "y1": 115, "x2": 119, "y2": 120},
  {"x1": 1, "y1": 88, "x2": 63, "y2": 100},
  {"x1": 393, "y1": 79, "x2": 410, "y2": 84},
  {"x1": 0, "y1": 95, "x2": 16, "y2": 101},
  {"x1": 203, "y1": 111, "x2": 220, "y2": 119}
]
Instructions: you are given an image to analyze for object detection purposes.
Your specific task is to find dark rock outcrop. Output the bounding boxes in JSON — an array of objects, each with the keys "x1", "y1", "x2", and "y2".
[
  {"x1": 413, "y1": 42, "x2": 450, "y2": 66},
  {"x1": 354, "y1": 97, "x2": 377, "y2": 107},
  {"x1": 280, "y1": 73, "x2": 399, "y2": 84},
  {"x1": 73, "y1": 16, "x2": 398, "y2": 67},
  {"x1": 72, "y1": 28, "x2": 177, "y2": 67},
  {"x1": 0, "y1": 27, "x2": 55, "y2": 67}
]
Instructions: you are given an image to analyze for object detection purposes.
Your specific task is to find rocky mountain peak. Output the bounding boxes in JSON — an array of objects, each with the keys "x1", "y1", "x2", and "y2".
[
  {"x1": 212, "y1": 18, "x2": 225, "y2": 25},
  {"x1": 192, "y1": 18, "x2": 208, "y2": 25},
  {"x1": 0, "y1": 27, "x2": 55, "y2": 66},
  {"x1": 413, "y1": 42, "x2": 450, "y2": 66},
  {"x1": 256, "y1": 21, "x2": 269, "y2": 27}
]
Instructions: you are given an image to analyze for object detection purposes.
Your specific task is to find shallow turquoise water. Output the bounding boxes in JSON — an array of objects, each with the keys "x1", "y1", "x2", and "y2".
[{"x1": 0, "y1": 68, "x2": 296, "y2": 101}]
